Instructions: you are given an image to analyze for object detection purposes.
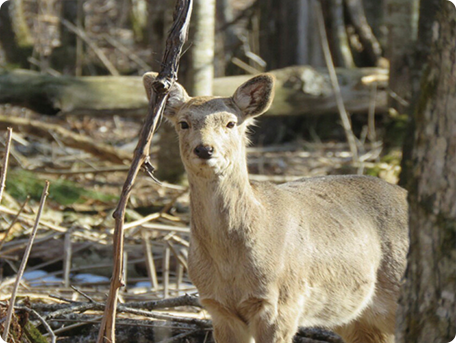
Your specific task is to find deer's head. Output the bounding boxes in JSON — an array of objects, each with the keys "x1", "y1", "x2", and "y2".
[{"x1": 143, "y1": 74, "x2": 275, "y2": 178}]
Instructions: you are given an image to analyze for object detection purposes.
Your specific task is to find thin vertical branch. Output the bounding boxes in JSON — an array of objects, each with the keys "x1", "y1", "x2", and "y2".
[
  {"x1": 63, "y1": 229, "x2": 72, "y2": 287},
  {"x1": 162, "y1": 243, "x2": 171, "y2": 299},
  {"x1": 0, "y1": 127, "x2": 13, "y2": 204},
  {"x1": 96, "y1": 1, "x2": 193, "y2": 341},
  {"x1": 2, "y1": 181, "x2": 50, "y2": 342},
  {"x1": 314, "y1": 0, "x2": 359, "y2": 161},
  {"x1": 142, "y1": 231, "x2": 159, "y2": 290},
  {"x1": 368, "y1": 83, "x2": 378, "y2": 142},
  {"x1": 0, "y1": 196, "x2": 30, "y2": 253}
]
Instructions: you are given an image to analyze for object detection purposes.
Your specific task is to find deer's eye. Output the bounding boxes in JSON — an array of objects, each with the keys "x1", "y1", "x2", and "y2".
[
  {"x1": 179, "y1": 121, "x2": 189, "y2": 129},
  {"x1": 226, "y1": 121, "x2": 236, "y2": 129}
]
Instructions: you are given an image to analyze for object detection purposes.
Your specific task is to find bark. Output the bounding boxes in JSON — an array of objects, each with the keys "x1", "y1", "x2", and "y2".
[
  {"x1": 386, "y1": 0, "x2": 418, "y2": 114},
  {"x1": 148, "y1": 0, "x2": 186, "y2": 183},
  {"x1": 146, "y1": 0, "x2": 174, "y2": 71},
  {"x1": 187, "y1": 0, "x2": 215, "y2": 96},
  {"x1": 396, "y1": 3, "x2": 456, "y2": 342},
  {"x1": 345, "y1": 0, "x2": 382, "y2": 66},
  {"x1": 328, "y1": 0, "x2": 355, "y2": 68},
  {"x1": 399, "y1": 0, "x2": 440, "y2": 188},
  {"x1": 259, "y1": 0, "x2": 301, "y2": 69},
  {"x1": 0, "y1": 2, "x2": 33, "y2": 68},
  {"x1": 0, "y1": 66, "x2": 388, "y2": 117},
  {"x1": 215, "y1": 0, "x2": 236, "y2": 77}
]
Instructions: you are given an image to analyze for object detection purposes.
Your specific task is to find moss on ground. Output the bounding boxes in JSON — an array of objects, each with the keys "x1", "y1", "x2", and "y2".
[{"x1": 6, "y1": 169, "x2": 116, "y2": 206}]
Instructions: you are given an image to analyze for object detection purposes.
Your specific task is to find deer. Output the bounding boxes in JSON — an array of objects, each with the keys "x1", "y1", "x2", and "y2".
[{"x1": 143, "y1": 73, "x2": 409, "y2": 343}]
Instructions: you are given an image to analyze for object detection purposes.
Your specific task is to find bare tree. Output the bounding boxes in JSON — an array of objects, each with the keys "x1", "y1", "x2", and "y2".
[
  {"x1": 187, "y1": 0, "x2": 215, "y2": 96},
  {"x1": 154, "y1": 0, "x2": 215, "y2": 182},
  {"x1": 396, "y1": 2, "x2": 456, "y2": 342}
]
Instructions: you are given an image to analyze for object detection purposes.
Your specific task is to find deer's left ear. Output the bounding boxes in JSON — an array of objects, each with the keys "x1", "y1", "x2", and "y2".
[
  {"x1": 232, "y1": 74, "x2": 275, "y2": 117},
  {"x1": 143, "y1": 72, "x2": 190, "y2": 118}
]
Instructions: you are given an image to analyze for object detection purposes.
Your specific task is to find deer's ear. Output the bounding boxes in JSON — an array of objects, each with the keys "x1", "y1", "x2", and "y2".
[
  {"x1": 232, "y1": 74, "x2": 275, "y2": 117},
  {"x1": 143, "y1": 72, "x2": 190, "y2": 118}
]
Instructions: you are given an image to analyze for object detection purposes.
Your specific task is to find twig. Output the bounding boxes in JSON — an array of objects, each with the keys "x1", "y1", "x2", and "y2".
[
  {"x1": 103, "y1": 34, "x2": 151, "y2": 71},
  {"x1": 14, "y1": 305, "x2": 56, "y2": 343},
  {"x1": 49, "y1": 294, "x2": 79, "y2": 304},
  {"x1": 314, "y1": 0, "x2": 359, "y2": 162},
  {"x1": 142, "y1": 231, "x2": 159, "y2": 290},
  {"x1": 125, "y1": 212, "x2": 161, "y2": 230},
  {"x1": 59, "y1": 18, "x2": 120, "y2": 76},
  {"x1": 160, "y1": 188, "x2": 189, "y2": 214},
  {"x1": 71, "y1": 285, "x2": 97, "y2": 303},
  {"x1": 0, "y1": 115, "x2": 131, "y2": 164},
  {"x1": 140, "y1": 222, "x2": 190, "y2": 233},
  {"x1": 31, "y1": 294, "x2": 202, "y2": 312},
  {"x1": 2, "y1": 181, "x2": 50, "y2": 342},
  {"x1": 31, "y1": 166, "x2": 130, "y2": 175},
  {"x1": 163, "y1": 243, "x2": 171, "y2": 299},
  {"x1": 0, "y1": 127, "x2": 13, "y2": 204},
  {"x1": 97, "y1": 0, "x2": 193, "y2": 341},
  {"x1": 157, "y1": 329, "x2": 200, "y2": 343},
  {"x1": 0, "y1": 196, "x2": 30, "y2": 253},
  {"x1": 115, "y1": 307, "x2": 211, "y2": 328},
  {"x1": 44, "y1": 302, "x2": 211, "y2": 328},
  {"x1": 166, "y1": 240, "x2": 188, "y2": 270},
  {"x1": 368, "y1": 82, "x2": 377, "y2": 142},
  {"x1": 231, "y1": 57, "x2": 261, "y2": 75},
  {"x1": 0, "y1": 205, "x2": 109, "y2": 243},
  {"x1": 296, "y1": 327, "x2": 344, "y2": 343},
  {"x1": 50, "y1": 315, "x2": 103, "y2": 336},
  {"x1": 63, "y1": 230, "x2": 72, "y2": 287}
]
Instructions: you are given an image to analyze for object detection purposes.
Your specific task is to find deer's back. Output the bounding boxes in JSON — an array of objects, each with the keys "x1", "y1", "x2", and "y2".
[{"x1": 250, "y1": 175, "x2": 408, "y2": 327}]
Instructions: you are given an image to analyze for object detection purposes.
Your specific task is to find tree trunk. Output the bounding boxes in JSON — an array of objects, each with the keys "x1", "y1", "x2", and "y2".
[
  {"x1": 396, "y1": 3, "x2": 456, "y2": 342},
  {"x1": 144, "y1": 0, "x2": 183, "y2": 183},
  {"x1": 328, "y1": 0, "x2": 355, "y2": 68},
  {"x1": 398, "y1": 0, "x2": 440, "y2": 188},
  {"x1": 259, "y1": 0, "x2": 301, "y2": 70},
  {"x1": 156, "y1": 0, "x2": 215, "y2": 183},
  {"x1": 0, "y1": 1, "x2": 33, "y2": 68},
  {"x1": 386, "y1": 0, "x2": 419, "y2": 114},
  {"x1": 344, "y1": 0, "x2": 382, "y2": 66},
  {"x1": 187, "y1": 0, "x2": 215, "y2": 96}
]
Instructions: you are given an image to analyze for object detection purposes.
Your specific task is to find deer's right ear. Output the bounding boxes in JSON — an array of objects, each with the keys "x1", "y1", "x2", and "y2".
[
  {"x1": 232, "y1": 73, "x2": 275, "y2": 118},
  {"x1": 143, "y1": 72, "x2": 189, "y2": 118}
]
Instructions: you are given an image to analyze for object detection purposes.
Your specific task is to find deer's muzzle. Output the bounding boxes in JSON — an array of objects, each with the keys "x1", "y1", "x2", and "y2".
[{"x1": 194, "y1": 145, "x2": 214, "y2": 160}]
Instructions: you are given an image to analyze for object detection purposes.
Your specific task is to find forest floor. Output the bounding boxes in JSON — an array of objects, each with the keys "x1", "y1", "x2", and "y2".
[{"x1": 0, "y1": 105, "x2": 401, "y2": 342}]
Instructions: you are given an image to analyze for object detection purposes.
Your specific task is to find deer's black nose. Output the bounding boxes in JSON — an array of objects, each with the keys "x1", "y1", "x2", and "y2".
[{"x1": 194, "y1": 145, "x2": 214, "y2": 159}]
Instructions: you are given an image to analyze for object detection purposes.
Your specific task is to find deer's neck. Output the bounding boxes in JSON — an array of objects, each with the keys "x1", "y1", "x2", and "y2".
[{"x1": 188, "y1": 158, "x2": 261, "y2": 237}]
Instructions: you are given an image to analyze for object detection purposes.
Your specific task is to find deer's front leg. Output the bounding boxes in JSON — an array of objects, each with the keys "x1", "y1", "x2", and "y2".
[
  {"x1": 250, "y1": 300, "x2": 301, "y2": 343},
  {"x1": 201, "y1": 299, "x2": 253, "y2": 343}
]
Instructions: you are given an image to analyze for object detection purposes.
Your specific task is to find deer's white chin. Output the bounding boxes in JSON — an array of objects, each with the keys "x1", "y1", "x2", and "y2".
[{"x1": 187, "y1": 156, "x2": 229, "y2": 177}]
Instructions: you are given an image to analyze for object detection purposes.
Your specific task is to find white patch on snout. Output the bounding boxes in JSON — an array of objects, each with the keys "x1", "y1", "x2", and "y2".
[{"x1": 190, "y1": 154, "x2": 228, "y2": 176}]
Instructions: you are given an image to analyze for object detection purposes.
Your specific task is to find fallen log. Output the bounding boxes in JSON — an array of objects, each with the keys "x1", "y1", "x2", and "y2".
[{"x1": 0, "y1": 66, "x2": 387, "y2": 117}]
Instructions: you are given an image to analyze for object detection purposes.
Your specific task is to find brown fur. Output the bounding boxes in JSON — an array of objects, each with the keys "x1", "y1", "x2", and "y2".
[{"x1": 143, "y1": 73, "x2": 409, "y2": 343}]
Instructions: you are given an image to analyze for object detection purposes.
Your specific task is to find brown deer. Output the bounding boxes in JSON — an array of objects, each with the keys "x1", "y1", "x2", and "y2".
[{"x1": 143, "y1": 73, "x2": 409, "y2": 343}]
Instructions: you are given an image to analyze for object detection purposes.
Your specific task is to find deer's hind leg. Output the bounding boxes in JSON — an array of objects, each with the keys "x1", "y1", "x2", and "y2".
[{"x1": 334, "y1": 307, "x2": 395, "y2": 343}]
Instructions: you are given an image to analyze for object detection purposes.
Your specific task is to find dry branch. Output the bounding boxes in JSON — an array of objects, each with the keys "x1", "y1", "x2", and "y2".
[
  {"x1": 2, "y1": 180, "x2": 50, "y2": 342},
  {"x1": 0, "y1": 115, "x2": 131, "y2": 164},
  {"x1": 0, "y1": 127, "x2": 12, "y2": 204},
  {"x1": 97, "y1": 0, "x2": 193, "y2": 341},
  {"x1": 0, "y1": 196, "x2": 29, "y2": 253},
  {"x1": 315, "y1": 0, "x2": 358, "y2": 161}
]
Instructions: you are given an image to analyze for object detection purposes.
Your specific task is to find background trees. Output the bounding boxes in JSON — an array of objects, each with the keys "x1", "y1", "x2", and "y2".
[{"x1": 0, "y1": 0, "x2": 455, "y2": 341}]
